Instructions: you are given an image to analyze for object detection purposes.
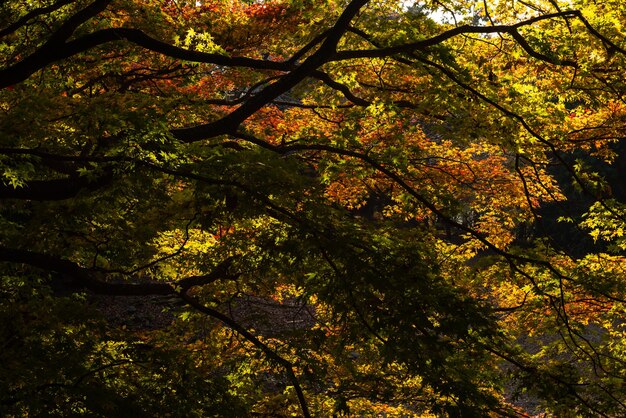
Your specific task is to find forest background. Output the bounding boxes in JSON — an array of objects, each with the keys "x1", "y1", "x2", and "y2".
[{"x1": 3, "y1": 0, "x2": 626, "y2": 416}]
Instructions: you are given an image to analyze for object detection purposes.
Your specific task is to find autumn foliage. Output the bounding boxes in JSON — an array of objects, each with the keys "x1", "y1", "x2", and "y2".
[{"x1": 3, "y1": 0, "x2": 626, "y2": 416}]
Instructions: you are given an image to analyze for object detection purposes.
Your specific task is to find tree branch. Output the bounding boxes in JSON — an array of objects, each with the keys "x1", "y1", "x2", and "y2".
[
  {"x1": 179, "y1": 291, "x2": 312, "y2": 418},
  {"x1": 0, "y1": 247, "x2": 235, "y2": 295},
  {"x1": 0, "y1": 0, "x2": 76, "y2": 39},
  {"x1": 334, "y1": 11, "x2": 579, "y2": 68},
  {"x1": 171, "y1": 0, "x2": 370, "y2": 141},
  {"x1": 45, "y1": 0, "x2": 113, "y2": 45},
  {"x1": 0, "y1": 27, "x2": 291, "y2": 89}
]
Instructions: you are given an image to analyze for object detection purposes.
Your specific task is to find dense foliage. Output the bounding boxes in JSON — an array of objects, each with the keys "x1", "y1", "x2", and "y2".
[{"x1": 3, "y1": 0, "x2": 626, "y2": 415}]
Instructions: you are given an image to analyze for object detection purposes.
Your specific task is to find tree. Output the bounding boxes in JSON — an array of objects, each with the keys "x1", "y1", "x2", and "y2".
[{"x1": 2, "y1": 0, "x2": 626, "y2": 415}]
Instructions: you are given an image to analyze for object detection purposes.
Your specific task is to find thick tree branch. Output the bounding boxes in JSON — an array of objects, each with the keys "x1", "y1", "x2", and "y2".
[
  {"x1": 0, "y1": 247, "x2": 172, "y2": 295},
  {"x1": 334, "y1": 11, "x2": 579, "y2": 67},
  {"x1": 45, "y1": 0, "x2": 113, "y2": 45},
  {"x1": 171, "y1": 0, "x2": 370, "y2": 141},
  {"x1": 0, "y1": 0, "x2": 76, "y2": 38},
  {"x1": 0, "y1": 247, "x2": 235, "y2": 295},
  {"x1": 0, "y1": 27, "x2": 291, "y2": 89}
]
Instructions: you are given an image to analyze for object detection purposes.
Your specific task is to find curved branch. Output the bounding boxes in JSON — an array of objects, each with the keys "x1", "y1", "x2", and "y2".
[
  {"x1": 0, "y1": 27, "x2": 291, "y2": 89},
  {"x1": 179, "y1": 291, "x2": 312, "y2": 418},
  {"x1": 335, "y1": 10, "x2": 579, "y2": 67},
  {"x1": 0, "y1": 0, "x2": 76, "y2": 39},
  {"x1": 0, "y1": 247, "x2": 173, "y2": 295},
  {"x1": 171, "y1": 0, "x2": 370, "y2": 142},
  {"x1": 0, "y1": 247, "x2": 235, "y2": 295},
  {"x1": 310, "y1": 70, "x2": 370, "y2": 106}
]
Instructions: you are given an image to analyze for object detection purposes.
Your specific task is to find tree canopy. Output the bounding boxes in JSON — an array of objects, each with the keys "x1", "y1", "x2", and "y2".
[{"x1": 3, "y1": 0, "x2": 626, "y2": 416}]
